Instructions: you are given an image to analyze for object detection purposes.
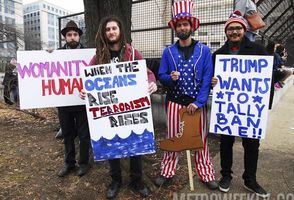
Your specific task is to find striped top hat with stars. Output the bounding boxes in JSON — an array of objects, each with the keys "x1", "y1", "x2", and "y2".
[{"x1": 168, "y1": 0, "x2": 200, "y2": 32}]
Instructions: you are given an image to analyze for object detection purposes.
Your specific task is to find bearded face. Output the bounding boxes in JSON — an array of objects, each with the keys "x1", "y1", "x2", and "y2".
[
  {"x1": 65, "y1": 30, "x2": 80, "y2": 49},
  {"x1": 105, "y1": 21, "x2": 121, "y2": 45},
  {"x1": 175, "y1": 19, "x2": 192, "y2": 40}
]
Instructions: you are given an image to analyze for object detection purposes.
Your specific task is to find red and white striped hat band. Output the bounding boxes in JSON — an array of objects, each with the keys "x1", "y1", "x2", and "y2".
[
  {"x1": 168, "y1": 0, "x2": 200, "y2": 32},
  {"x1": 225, "y1": 10, "x2": 248, "y2": 32}
]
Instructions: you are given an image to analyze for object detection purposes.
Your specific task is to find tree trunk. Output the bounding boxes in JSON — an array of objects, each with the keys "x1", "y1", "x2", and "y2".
[{"x1": 83, "y1": 0, "x2": 132, "y2": 48}]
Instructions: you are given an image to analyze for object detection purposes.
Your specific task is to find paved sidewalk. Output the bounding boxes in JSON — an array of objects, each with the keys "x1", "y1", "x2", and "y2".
[{"x1": 176, "y1": 85, "x2": 294, "y2": 199}]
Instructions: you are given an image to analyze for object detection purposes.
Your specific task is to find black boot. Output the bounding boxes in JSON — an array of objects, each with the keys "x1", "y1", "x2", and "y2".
[
  {"x1": 106, "y1": 180, "x2": 121, "y2": 199},
  {"x1": 77, "y1": 164, "x2": 89, "y2": 177},
  {"x1": 57, "y1": 165, "x2": 75, "y2": 177},
  {"x1": 129, "y1": 180, "x2": 150, "y2": 198}
]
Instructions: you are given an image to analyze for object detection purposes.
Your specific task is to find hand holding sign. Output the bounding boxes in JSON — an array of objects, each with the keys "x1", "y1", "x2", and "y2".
[
  {"x1": 148, "y1": 82, "x2": 157, "y2": 94},
  {"x1": 79, "y1": 89, "x2": 86, "y2": 100},
  {"x1": 211, "y1": 77, "x2": 218, "y2": 87}
]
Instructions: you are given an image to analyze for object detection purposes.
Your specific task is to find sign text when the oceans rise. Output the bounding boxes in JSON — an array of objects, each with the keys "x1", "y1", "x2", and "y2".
[{"x1": 84, "y1": 61, "x2": 149, "y2": 128}]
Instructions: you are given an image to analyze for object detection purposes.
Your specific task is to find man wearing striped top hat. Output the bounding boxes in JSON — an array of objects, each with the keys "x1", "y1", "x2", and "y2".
[{"x1": 155, "y1": 0, "x2": 218, "y2": 190}]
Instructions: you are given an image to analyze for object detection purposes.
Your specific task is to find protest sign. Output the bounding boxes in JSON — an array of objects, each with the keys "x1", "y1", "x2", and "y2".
[
  {"x1": 209, "y1": 55, "x2": 273, "y2": 139},
  {"x1": 17, "y1": 49, "x2": 95, "y2": 109},
  {"x1": 81, "y1": 60, "x2": 156, "y2": 161}
]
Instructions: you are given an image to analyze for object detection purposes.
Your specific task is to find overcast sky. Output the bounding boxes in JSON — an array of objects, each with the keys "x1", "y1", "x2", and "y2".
[{"x1": 22, "y1": 0, "x2": 84, "y2": 13}]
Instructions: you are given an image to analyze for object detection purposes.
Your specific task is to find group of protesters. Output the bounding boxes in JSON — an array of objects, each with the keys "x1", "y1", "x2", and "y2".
[{"x1": 36, "y1": 0, "x2": 293, "y2": 199}]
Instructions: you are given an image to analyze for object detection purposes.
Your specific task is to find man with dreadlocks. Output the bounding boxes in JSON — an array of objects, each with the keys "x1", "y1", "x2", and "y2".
[{"x1": 87, "y1": 15, "x2": 157, "y2": 199}]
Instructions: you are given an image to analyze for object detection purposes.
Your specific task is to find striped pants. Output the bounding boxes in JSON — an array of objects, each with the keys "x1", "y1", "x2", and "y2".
[{"x1": 160, "y1": 101, "x2": 215, "y2": 182}]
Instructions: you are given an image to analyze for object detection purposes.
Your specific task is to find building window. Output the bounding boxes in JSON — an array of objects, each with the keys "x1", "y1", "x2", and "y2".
[
  {"x1": 48, "y1": 13, "x2": 55, "y2": 25},
  {"x1": 5, "y1": 17, "x2": 15, "y2": 25},
  {"x1": 4, "y1": 0, "x2": 15, "y2": 14},
  {"x1": 48, "y1": 27, "x2": 55, "y2": 40}
]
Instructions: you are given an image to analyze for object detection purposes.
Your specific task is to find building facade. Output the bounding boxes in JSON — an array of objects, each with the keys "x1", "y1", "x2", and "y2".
[
  {"x1": 23, "y1": 0, "x2": 81, "y2": 50},
  {"x1": 0, "y1": 0, "x2": 24, "y2": 60}
]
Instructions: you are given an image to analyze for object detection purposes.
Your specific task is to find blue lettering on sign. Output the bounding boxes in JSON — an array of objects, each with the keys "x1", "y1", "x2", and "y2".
[
  {"x1": 214, "y1": 124, "x2": 232, "y2": 135},
  {"x1": 103, "y1": 77, "x2": 112, "y2": 89},
  {"x1": 231, "y1": 58, "x2": 239, "y2": 72},
  {"x1": 219, "y1": 58, "x2": 231, "y2": 72},
  {"x1": 237, "y1": 93, "x2": 249, "y2": 104},
  {"x1": 241, "y1": 78, "x2": 252, "y2": 91},
  {"x1": 216, "y1": 113, "x2": 228, "y2": 125},
  {"x1": 227, "y1": 103, "x2": 237, "y2": 114},
  {"x1": 231, "y1": 115, "x2": 242, "y2": 126},
  {"x1": 215, "y1": 101, "x2": 226, "y2": 112},
  {"x1": 218, "y1": 57, "x2": 268, "y2": 73},
  {"x1": 255, "y1": 104, "x2": 265, "y2": 118},
  {"x1": 258, "y1": 59, "x2": 268, "y2": 72},
  {"x1": 238, "y1": 126, "x2": 248, "y2": 137},
  {"x1": 225, "y1": 91, "x2": 235, "y2": 101},
  {"x1": 83, "y1": 74, "x2": 137, "y2": 91},
  {"x1": 247, "y1": 117, "x2": 260, "y2": 128}
]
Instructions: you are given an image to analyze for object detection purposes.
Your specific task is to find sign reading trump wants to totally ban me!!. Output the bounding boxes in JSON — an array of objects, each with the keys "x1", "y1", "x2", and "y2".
[
  {"x1": 17, "y1": 49, "x2": 95, "y2": 109},
  {"x1": 81, "y1": 60, "x2": 156, "y2": 161},
  {"x1": 209, "y1": 55, "x2": 273, "y2": 139}
]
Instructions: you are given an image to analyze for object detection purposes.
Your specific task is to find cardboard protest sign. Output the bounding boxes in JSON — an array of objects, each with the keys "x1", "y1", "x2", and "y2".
[
  {"x1": 210, "y1": 55, "x2": 273, "y2": 139},
  {"x1": 81, "y1": 60, "x2": 156, "y2": 161},
  {"x1": 17, "y1": 49, "x2": 95, "y2": 109}
]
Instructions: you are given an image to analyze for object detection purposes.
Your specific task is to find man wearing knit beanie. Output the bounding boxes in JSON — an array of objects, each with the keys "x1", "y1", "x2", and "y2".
[{"x1": 211, "y1": 10, "x2": 270, "y2": 198}]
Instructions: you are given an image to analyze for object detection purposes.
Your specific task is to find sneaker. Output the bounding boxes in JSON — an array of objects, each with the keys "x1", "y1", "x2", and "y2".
[
  {"x1": 154, "y1": 175, "x2": 173, "y2": 187},
  {"x1": 55, "y1": 128, "x2": 63, "y2": 139},
  {"x1": 219, "y1": 177, "x2": 231, "y2": 192},
  {"x1": 244, "y1": 181, "x2": 270, "y2": 198},
  {"x1": 129, "y1": 181, "x2": 150, "y2": 198},
  {"x1": 203, "y1": 180, "x2": 219, "y2": 190}
]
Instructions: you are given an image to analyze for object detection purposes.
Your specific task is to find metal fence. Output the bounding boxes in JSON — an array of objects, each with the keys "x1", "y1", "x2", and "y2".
[
  {"x1": 58, "y1": 0, "x2": 235, "y2": 58},
  {"x1": 58, "y1": 0, "x2": 293, "y2": 60},
  {"x1": 130, "y1": 0, "x2": 234, "y2": 58}
]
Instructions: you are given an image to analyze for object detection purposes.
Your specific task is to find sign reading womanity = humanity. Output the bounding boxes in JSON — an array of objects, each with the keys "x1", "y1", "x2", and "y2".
[{"x1": 17, "y1": 49, "x2": 95, "y2": 109}]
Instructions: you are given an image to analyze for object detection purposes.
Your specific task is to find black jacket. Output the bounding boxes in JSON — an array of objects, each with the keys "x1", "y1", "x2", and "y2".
[
  {"x1": 212, "y1": 37, "x2": 267, "y2": 62},
  {"x1": 58, "y1": 43, "x2": 86, "y2": 112}
]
